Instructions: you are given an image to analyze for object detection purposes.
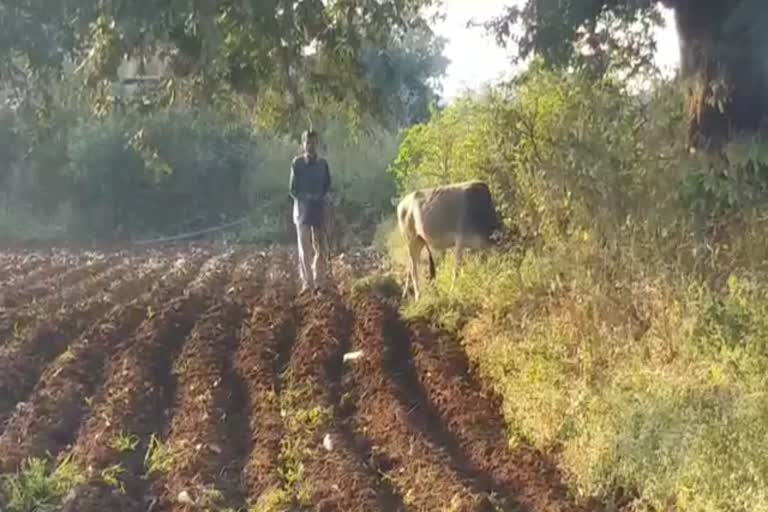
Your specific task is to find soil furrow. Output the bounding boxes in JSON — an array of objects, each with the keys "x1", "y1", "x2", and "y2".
[
  {"x1": 0, "y1": 257, "x2": 138, "y2": 344},
  {"x1": 60, "y1": 253, "x2": 234, "y2": 512},
  {"x1": 0, "y1": 258, "x2": 171, "y2": 429},
  {"x1": 0, "y1": 257, "x2": 203, "y2": 472},
  {"x1": 405, "y1": 319, "x2": 579, "y2": 512},
  {"x1": 149, "y1": 256, "x2": 247, "y2": 511},
  {"x1": 346, "y1": 294, "x2": 493, "y2": 512},
  {"x1": 0, "y1": 255, "x2": 115, "y2": 308},
  {"x1": 0, "y1": 253, "x2": 81, "y2": 293},
  {"x1": 272, "y1": 290, "x2": 391, "y2": 511},
  {"x1": 0, "y1": 253, "x2": 44, "y2": 283},
  {"x1": 236, "y1": 275, "x2": 296, "y2": 508}
]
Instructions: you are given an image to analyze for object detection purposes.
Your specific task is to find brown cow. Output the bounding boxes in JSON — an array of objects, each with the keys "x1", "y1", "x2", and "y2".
[{"x1": 397, "y1": 180, "x2": 502, "y2": 299}]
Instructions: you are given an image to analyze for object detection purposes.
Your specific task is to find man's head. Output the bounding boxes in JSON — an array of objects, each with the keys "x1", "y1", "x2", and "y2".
[{"x1": 303, "y1": 130, "x2": 319, "y2": 158}]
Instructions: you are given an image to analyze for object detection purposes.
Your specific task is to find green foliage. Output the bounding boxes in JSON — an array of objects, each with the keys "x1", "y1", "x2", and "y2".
[
  {"x1": 1, "y1": 0, "x2": 439, "y2": 130},
  {"x1": 144, "y1": 434, "x2": 179, "y2": 476},
  {"x1": 0, "y1": 102, "x2": 402, "y2": 244},
  {"x1": 484, "y1": 0, "x2": 664, "y2": 80},
  {"x1": 0, "y1": 456, "x2": 86, "y2": 512},
  {"x1": 485, "y1": 1, "x2": 768, "y2": 149},
  {"x1": 362, "y1": 24, "x2": 450, "y2": 127},
  {"x1": 59, "y1": 109, "x2": 253, "y2": 239},
  {"x1": 387, "y1": 65, "x2": 768, "y2": 511},
  {"x1": 350, "y1": 273, "x2": 402, "y2": 302},
  {"x1": 391, "y1": 65, "x2": 694, "y2": 251}
]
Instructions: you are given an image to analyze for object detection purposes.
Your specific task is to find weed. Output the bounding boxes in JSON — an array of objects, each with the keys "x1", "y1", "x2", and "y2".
[
  {"x1": 143, "y1": 434, "x2": 178, "y2": 476},
  {"x1": 272, "y1": 385, "x2": 333, "y2": 509},
  {"x1": 100, "y1": 464, "x2": 126, "y2": 493},
  {"x1": 0, "y1": 456, "x2": 86, "y2": 512},
  {"x1": 253, "y1": 486, "x2": 291, "y2": 512},
  {"x1": 109, "y1": 432, "x2": 140, "y2": 453}
]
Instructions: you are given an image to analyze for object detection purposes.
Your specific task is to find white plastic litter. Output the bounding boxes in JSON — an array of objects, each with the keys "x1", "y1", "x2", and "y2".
[
  {"x1": 323, "y1": 433, "x2": 334, "y2": 451},
  {"x1": 343, "y1": 350, "x2": 364, "y2": 362}
]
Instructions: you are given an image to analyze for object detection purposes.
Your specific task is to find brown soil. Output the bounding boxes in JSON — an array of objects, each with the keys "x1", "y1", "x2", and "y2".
[
  {"x1": 0, "y1": 254, "x2": 118, "y2": 308},
  {"x1": 0, "y1": 255, "x2": 205, "y2": 472},
  {"x1": 235, "y1": 256, "x2": 295, "y2": 505},
  {"x1": 61, "y1": 254, "x2": 231, "y2": 512},
  {"x1": 406, "y1": 319, "x2": 580, "y2": 512},
  {"x1": 345, "y1": 294, "x2": 491, "y2": 511},
  {"x1": 279, "y1": 289, "x2": 389, "y2": 511},
  {"x1": 0, "y1": 246, "x2": 607, "y2": 512},
  {"x1": 0, "y1": 256, "x2": 138, "y2": 344},
  {"x1": 0, "y1": 259, "x2": 171, "y2": 430},
  {"x1": 0, "y1": 252, "x2": 42, "y2": 283},
  {"x1": 149, "y1": 256, "x2": 247, "y2": 511}
]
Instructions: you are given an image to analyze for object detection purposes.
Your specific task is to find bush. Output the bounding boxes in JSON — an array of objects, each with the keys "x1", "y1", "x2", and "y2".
[
  {"x1": 1, "y1": 104, "x2": 402, "y2": 244},
  {"x1": 387, "y1": 64, "x2": 768, "y2": 510}
]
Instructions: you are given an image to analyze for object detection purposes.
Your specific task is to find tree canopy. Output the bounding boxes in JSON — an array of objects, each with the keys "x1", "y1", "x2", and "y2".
[
  {"x1": 0, "y1": 0, "x2": 439, "y2": 130},
  {"x1": 486, "y1": 0, "x2": 768, "y2": 150}
]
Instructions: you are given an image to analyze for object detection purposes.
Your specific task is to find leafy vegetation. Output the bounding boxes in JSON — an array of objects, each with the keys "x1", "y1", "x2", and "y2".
[
  {"x1": 1, "y1": 0, "x2": 440, "y2": 130},
  {"x1": 388, "y1": 63, "x2": 768, "y2": 510},
  {"x1": 5, "y1": 0, "x2": 768, "y2": 510},
  {"x1": 485, "y1": 1, "x2": 768, "y2": 150},
  {"x1": 0, "y1": 457, "x2": 85, "y2": 512}
]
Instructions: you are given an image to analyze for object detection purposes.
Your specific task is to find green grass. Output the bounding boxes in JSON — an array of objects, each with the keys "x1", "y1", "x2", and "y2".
[
  {"x1": 350, "y1": 272, "x2": 402, "y2": 302},
  {"x1": 387, "y1": 224, "x2": 768, "y2": 511},
  {"x1": 252, "y1": 383, "x2": 333, "y2": 512},
  {"x1": 0, "y1": 456, "x2": 86, "y2": 512},
  {"x1": 143, "y1": 433, "x2": 180, "y2": 476},
  {"x1": 109, "y1": 432, "x2": 141, "y2": 454}
]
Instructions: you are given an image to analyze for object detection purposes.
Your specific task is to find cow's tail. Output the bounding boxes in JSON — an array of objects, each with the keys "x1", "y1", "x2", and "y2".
[{"x1": 425, "y1": 244, "x2": 436, "y2": 280}]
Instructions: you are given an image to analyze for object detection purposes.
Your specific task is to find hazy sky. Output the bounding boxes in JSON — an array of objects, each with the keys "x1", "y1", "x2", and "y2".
[{"x1": 431, "y1": 1, "x2": 681, "y2": 100}]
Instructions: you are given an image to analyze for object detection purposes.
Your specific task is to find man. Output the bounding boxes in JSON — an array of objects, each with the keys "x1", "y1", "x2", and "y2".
[{"x1": 289, "y1": 129, "x2": 332, "y2": 292}]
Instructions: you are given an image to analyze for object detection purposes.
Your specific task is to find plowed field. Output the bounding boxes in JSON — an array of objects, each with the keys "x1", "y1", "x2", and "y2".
[{"x1": 0, "y1": 245, "x2": 589, "y2": 512}]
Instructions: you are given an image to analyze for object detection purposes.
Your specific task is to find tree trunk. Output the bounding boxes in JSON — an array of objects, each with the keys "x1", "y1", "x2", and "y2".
[{"x1": 671, "y1": 0, "x2": 768, "y2": 151}]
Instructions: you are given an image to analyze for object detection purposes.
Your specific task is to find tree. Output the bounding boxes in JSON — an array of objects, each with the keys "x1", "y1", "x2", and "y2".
[
  {"x1": 361, "y1": 24, "x2": 450, "y2": 127},
  {"x1": 486, "y1": 0, "x2": 768, "y2": 152},
  {"x1": 0, "y1": 0, "x2": 437, "y2": 129}
]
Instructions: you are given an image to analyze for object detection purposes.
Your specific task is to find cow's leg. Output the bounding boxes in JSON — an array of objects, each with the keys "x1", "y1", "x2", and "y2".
[
  {"x1": 407, "y1": 237, "x2": 424, "y2": 300},
  {"x1": 451, "y1": 236, "x2": 464, "y2": 293},
  {"x1": 401, "y1": 237, "x2": 414, "y2": 299}
]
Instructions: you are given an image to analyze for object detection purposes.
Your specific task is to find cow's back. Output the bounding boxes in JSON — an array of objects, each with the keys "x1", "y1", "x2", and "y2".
[{"x1": 410, "y1": 180, "x2": 499, "y2": 249}]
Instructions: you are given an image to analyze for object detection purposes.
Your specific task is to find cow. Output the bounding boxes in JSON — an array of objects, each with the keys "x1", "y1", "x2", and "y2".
[{"x1": 397, "y1": 180, "x2": 503, "y2": 300}]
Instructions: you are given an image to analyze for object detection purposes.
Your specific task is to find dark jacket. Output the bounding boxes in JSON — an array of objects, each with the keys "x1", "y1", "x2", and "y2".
[{"x1": 289, "y1": 154, "x2": 331, "y2": 227}]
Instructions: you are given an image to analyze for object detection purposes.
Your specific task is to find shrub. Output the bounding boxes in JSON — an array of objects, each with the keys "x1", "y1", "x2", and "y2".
[{"x1": 386, "y1": 64, "x2": 768, "y2": 510}]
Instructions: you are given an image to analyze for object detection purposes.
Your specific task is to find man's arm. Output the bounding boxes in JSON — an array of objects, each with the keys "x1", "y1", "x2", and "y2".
[
  {"x1": 322, "y1": 160, "x2": 331, "y2": 198},
  {"x1": 289, "y1": 159, "x2": 299, "y2": 199}
]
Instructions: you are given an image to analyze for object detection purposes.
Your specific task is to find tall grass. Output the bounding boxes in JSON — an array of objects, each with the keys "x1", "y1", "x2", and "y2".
[
  {"x1": 395, "y1": 230, "x2": 768, "y2": 510},
  {"x1": 387, "y1": 64, "x2": 768, "y2": 510}
]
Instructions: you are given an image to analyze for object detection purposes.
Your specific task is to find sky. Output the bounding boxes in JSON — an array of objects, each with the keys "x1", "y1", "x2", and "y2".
[{"x1": 431, "y1": 0, "x2": 681, "y2": 101}]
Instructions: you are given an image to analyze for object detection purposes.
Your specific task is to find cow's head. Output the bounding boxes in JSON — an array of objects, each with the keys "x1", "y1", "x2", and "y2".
[
  {"x1": 489, "y1": 227, "x2": 505, "y2": 247},
  {"x1": 487, "y1": 208, "x2": 505, "y2": 247}
]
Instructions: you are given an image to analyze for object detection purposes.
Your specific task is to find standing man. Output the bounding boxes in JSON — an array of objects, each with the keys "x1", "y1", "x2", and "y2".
[{"x1": 289, "y1": 129, "x2": 332, "y2": 292}]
